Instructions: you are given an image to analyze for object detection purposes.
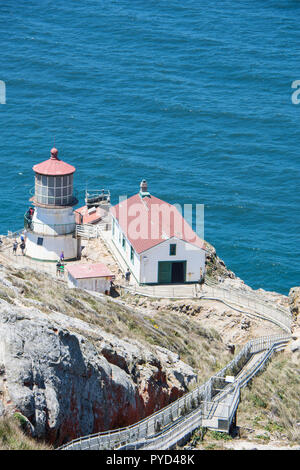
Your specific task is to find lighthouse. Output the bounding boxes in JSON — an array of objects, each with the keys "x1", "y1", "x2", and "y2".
[{"x1": 24, "y1": 147, "x2": 80, "y2": 262}]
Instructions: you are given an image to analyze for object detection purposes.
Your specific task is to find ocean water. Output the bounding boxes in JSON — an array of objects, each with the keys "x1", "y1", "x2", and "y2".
[{"x1": 0, "y1": 0, "x2": 299, "y2": 295}]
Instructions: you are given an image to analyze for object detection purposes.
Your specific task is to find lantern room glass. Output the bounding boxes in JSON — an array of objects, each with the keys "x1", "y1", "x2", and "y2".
[{"x1": 35, "y1": 173, "x2": 74, "y2": 205}]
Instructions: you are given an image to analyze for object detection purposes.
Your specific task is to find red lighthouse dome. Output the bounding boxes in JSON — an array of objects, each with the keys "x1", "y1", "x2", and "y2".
[
  {"x1": 32, "y1": 147, "x2": 77, "y2": 207},
  {"x1": 33, "y1": 147, "x2": 76, "y2": 176}
]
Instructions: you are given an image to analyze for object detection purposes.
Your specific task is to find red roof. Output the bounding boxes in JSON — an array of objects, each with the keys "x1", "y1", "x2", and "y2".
[
  {"x1": 67, "y1": 263, "x2": 114, "y2": 279},
  {"x1": 110, "y1": 193, "x2": 205, "y2": 254},
  {"x1": 75, "y1": 206, "x2": 105, "y2": 225},
  {"x1": 33, "y1": 148, "x2": 76, "y2": 176}
]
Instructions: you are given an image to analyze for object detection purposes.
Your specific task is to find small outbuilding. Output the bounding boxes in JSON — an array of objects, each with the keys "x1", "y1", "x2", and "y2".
[
  {"x1": 74, "y1": 205, "x2": 106, "y2": 225},
  {"x1": 67, "y1": 262, "x2": 114, "y2": 294}
]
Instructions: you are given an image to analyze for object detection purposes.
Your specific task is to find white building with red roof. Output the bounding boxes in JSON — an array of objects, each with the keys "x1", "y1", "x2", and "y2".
[
  {"x1": 24, "y1": 147, "x2": 80, "y2": 261},
  {"x1": 110, "y1": 180, "x2": 206, "y2": 285},
  {"x1": 67, "y1": 263, "x2": 114, "y2": 293}
]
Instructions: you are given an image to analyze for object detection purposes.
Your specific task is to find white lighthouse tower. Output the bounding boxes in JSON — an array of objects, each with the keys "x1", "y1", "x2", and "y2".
[{"x1": 25, "y1": 147, "x2": 80, "y2": 261}]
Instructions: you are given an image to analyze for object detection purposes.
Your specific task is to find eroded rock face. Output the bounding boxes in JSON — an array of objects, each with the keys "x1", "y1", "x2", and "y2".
[
  {"x1": 0, "y1": 302, "x2": 197, "y2": 447},
  {"x1": 289, "y1": 287, "x2": 300, "y2": 319},
  {"x1": 204, "y1": 241, "x2": 236, "y2": 280}
]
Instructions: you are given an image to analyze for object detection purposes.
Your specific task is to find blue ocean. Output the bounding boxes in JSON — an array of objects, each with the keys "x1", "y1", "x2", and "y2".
[{"x1": 0, "y1": 0, "x2": 299, "y2": 295}]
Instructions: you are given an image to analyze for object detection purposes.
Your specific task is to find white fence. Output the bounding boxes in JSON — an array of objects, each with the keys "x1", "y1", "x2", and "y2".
[
  {"x1": 75, "y1": 223, "x2": 111, "y2": 239},
  {"x1": 200, "y1": 285, "x2": 291, "y2": 333},
  {"x1": 122, "y1": 282, "x2": 292, "y2": 333},
  {"x1": 59, "y1": 334, "x2": 290, "y2": 450}
]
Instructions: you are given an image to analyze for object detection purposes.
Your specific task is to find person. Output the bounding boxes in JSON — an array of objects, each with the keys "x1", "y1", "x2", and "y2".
[
  {"x1": 59, "y1": 264, "x2": 64, "y2": 277},
  {"x1": 13, "y1": 240, "x2": 18, "y2": 255},
  {"x1": 0, "y1": 238, "x2": 2, "y2": 250},
  {"x1": 60, "y1": 251, "x2": 64, "y2": 262},
  {"x1": 20, "y1": 234, "x2": 24, "y2": 243},
  {"x1": 56, "y1": 260, "x2": 62, "y2": 276},
  {"x1": 199, "y1": 267, "x2": 205, "y2": 285},
  {"x1": 20, "y1": 240, "x2": 26, "y2": 256},
  {"x1": 125, "y1": 268, "x2": 131, "y2": 284},
  {"x1": 25, "y1": 209, "x2": 33, "y2": 230}
]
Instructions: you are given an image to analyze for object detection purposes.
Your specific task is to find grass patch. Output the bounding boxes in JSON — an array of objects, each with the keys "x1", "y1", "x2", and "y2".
[
  {"x1": 0, "y1": 289, "x2": 15, "y2": 304},
  {"x1": 0, "y1": 416, "x2": 52, "y2": 450},
  {"x1": 238, "y1": 351, "x2": 300, "y2": 442}
]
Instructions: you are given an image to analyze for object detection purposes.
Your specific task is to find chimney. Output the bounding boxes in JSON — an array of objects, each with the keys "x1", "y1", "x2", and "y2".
[
  {"x1": 139, "y1": 179, "x2": 150, "y2": 198},
  {"x1": 140, "y1": 179, "x2": 148, "y2": 193}
]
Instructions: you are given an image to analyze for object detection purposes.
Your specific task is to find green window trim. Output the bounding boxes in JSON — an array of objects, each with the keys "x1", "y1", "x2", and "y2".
[
  {"x1": 169, "y1": 244, "x2": 176, "y2": 256},
  {"x1": 130, "y1": 246, "x2": 134, "y2": 264}
]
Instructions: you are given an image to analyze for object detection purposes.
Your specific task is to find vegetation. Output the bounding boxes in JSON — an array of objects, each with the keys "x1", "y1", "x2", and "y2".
[
  {"x1": 0, "y1": 415, "x2": 52, "y2": 450},
  {"x1": 237, "y1": 351, "x2": 300, "y2": 444},
  {"x1": 4, "y1": 265, "x2": 233, "y2": 382},
  {"x1": 185, "y1": 350, "x2": 300, "y2": 450},
  {"x1": 2, "y1": 264, "x2": 299, "y2": 450}
]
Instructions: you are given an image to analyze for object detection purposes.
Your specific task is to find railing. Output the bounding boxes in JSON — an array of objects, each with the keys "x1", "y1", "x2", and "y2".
[
  {"x1": 7, "y1": 228, "x2": 24, "y2": 239},
  {"x1": 58, "y1": 334, "x2": 290, "y2": 450},
  {"x1": 200, "y1": 285, "x2": 291, "y2": 333},
  {"x1": 85, "y1": 189, "x2": 110, "y2": 206},
  {"x1": 115, "y1": 335, "x2": 290, "y2": 450},
  {"x1": 205, "y1": 275, "x2": 288, "y2": 315},
  {"x1": 217, "y1": 336, "x2": 289, "y2": 433},
  {"x1": 24, "y1": 214, "x2": 76, "y2": 236},
  {"x1": 75, "y1": 223, "x2": 111, "y2": 239},
  {"x1": 121, "y1": 282, "x2": 291, "y2": 333},
  {"x1": 122, "y1": 283, "x2": 199, "y2": 299}
]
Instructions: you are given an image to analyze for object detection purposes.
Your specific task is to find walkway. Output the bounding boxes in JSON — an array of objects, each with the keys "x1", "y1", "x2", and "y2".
[
  {"x1": 0, "y1": 230, "x2": 293, "y2": 450},
  {"x1": 59, "y1": 334, "x2": 290, "y2": 450}
]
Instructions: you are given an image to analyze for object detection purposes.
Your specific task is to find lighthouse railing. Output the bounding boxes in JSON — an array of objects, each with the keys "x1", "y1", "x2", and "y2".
[{"x1": 24, "y1": 214, "x2": 76, "y2": 236}]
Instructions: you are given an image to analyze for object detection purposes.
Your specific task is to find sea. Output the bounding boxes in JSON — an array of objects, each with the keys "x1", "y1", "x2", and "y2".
[{"x1": 0, "y1": 0, "x2": 299, "y2": 295}]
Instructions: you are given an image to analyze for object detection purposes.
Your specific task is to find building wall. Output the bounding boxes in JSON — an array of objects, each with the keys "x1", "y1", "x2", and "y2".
[
  {"x1": 25, "y1": 206, "x2": 78, "y2": 261},
  {"x1": 111, "y1": 215, "x2": 141, "y2": 282},
  {"x1": 26, "y1": 232, "x2": 78, "y2": 261},
  {"x1": 67, "y1": 273, "x2": 111, "y2": 293},
  {"x1": 140, "y1": 237, "x2": 205, "y2": 284},
  {"x1": 111, "y1": 215, "x2": 205, "y2": 284},
  {"x1": 31, "y1": 206, "x2": 76, "y2": 236}
]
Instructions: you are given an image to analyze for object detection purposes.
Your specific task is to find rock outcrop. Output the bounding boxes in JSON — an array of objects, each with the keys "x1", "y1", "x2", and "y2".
[
  {"x1": 0, "y1": 300, "x2": 196, "y2": 447},
  {"x1": 204, "y1": 241, "x2": 236, "y2": 280},
  {"x1": 289, "y1": 287, "x2": 300, "y2": 320}
]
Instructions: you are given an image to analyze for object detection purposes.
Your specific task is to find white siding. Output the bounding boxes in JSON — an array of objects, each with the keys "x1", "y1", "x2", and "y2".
[
  {"x1": 140, "y1": 237, "x2": 205, "y2": 284},
  {"x1": 111, "y1": 215, "x2": 141, "y2": 282},
  {"x1": 25, "y1": 206, "x2": 78, "y2": 261},
  {"x1": 26, "y1": 232, "x2": 78, "y2": 261},
  {"x1": 67, "y1": 273, "x2": 111, "y2": 293},
  {"x1": 111, "y1": 214, "x2": 205, "y2": 285}
]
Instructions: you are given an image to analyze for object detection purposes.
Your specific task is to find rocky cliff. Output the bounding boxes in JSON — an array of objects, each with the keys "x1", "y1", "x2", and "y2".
[
  {"x1": 0, "y1": 253, "x2": 297, "y2": 449},
  {"x1": 0, "y1": 263, "x2": 197, "y2": 447}
]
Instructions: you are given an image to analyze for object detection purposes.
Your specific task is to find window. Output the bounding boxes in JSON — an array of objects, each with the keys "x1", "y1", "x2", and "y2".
[
  {"x1": 122, "y1": 235, "x2": 126, "y2": 250},
  {"x1": 35, "y1": 173, "x2": 74, "y2": 206},
  {"x1": 48, "y1": 176, "x2": 54, "y2": 187},
  {"x1": 37, "y1": 237, "x2": 43, "y2": 246},
  {"x1": 112, "y1": 219, "x2": 115, "y2": 236},
  {"x1": 170, "y1": 244, "x2": 176, "y2": 256},
  {"x1": 130, "y1": 246, "x2": 134, "y2": 264}
]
